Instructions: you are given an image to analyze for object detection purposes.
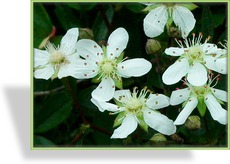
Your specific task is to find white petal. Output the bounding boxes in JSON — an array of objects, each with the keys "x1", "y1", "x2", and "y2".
[
  {"x1": 202, "y1": 43, "x2": 219, "y2": 55},
  {"x1": 211, "y1": 88, "x2": 227, "y2": 102},
  {"x1": 106, "y1": 28, "x2": 129, "y2": 59},
  {"x1": 34, "y1": 49, "x2": 50, "y2": 67},
  {"x1": 146, "y1": 94, "x2": 169, "y2": 110},
  {"x1": 72, "y1": 59, "x2": 99, "y2": 79},
  {"x1": 143, "y1": 6, "x2": 168, "y2": 38},
  {"x1": 165, "y1": 47, "x2": 184, "y2": 56},
  {"x1": 57, "y1": 65, "x2": 71, "y2": 79},
  {"x1": 215, "y1": 57, "x2": 228, "y2": 74},
  {"x1": 187, "y1": 62, "x2": 207, "y2": 86},
  {"x1": 143, "y1": 108, "x2": 176, "y2": 135},
  {"x1": 91, "y1": 77, "x2": 115, "y2": 102},
  {"x1": 76, "y1": 39, "x2": 103, "y2": 62},
  {"x1": 60, "y1": 28, "x2": 79, "y2": 55},
  {"x1": 204, "y1": 94, "x2": 227, "y2": 125},
  {"x1": 203, "y1": 56, "x2": 219, "y2": 72},
  {"x1": 170, "y1": 87, "x2": 191, "y2": 105},
  {"x1": 34, "y1": 64, "x2": 54, "y2": 80},
  {"x1": 90, "y1": 98, "x2": 120, "y2": 112},
  {"x1": 113, "y1": 90, "x2": 132, "y2": 103},
  {"x1": 174, "y1": 96, "x2": 198, "y2": 125},
  {"x1": 117, "y1": 58, "x2": 152, "y2": 78},
  {"x1": 162, "y1": 58, "x2": 189, "y2": 85},
  {"x1": 173, "y1": 6, "x2": 196, "y2": 38},
  {"x1": 111, "y1": 114, "x2": 138, "y2": 139}
]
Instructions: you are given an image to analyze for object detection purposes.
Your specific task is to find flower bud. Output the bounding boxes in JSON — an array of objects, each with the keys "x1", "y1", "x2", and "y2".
[
  {"x1": 145, "y1": 39, "x2": 161, "y2": 55},
  {"x1": 79, "y1": 28, "x2": 94, "y2": 40},
  {"x1": 184, "y1": 115, "x2": 201, "y2": 130},
  {"x1": 167, "y1": 26, "x2": 181, "y2": 38},
  {"x1": 150, "y1": 133, "x2": 167, "y2": 144}
]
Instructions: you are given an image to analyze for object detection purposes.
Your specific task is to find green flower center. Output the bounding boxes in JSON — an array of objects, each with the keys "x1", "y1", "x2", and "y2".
[
  {"x1": 125, "y1": 98, "x2": 145, "y2": 113},
  {"x1": 50, "y1": 51, "x2": 68, "y2": 66},
  {"x1": 98, "y1": 59, "x2": 118, "y2": 79},
  {"x1": 184, "y1": 46, "x2": 204, "y2": 64}
]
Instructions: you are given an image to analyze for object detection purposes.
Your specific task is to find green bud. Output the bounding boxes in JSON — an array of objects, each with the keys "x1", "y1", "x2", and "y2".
[
  {"x1": 79, "y1": 28, "x2": 94, "y2": 39},
  {"x1": 185, "y1": 115, "x2": 201, "y2": 130},
  {"x1": 145, "y1": 39, "x2": 161, "y2": 55},
  {"x1": 150, "y1": 133, "x2": 167, "y2": 144}
]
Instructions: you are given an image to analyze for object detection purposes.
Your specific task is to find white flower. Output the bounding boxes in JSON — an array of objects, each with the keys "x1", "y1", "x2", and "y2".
[
  {"x1": 34, "y1": 28, "x2": 79, "y2": 80},
  {"x1": 143, "y1": 3, "x2": 196, "y2": 38},
  {"x1": 91, "y1": 87, "x2": 176, "y2": 139},
  {"x1": 170, "y1": 73, "x2": 227, "y2": 125},
  {"x1": 162, "y1": 33, "x2": 226, "y2": 86},
  {"x1": 73, "y1": 28, "x2": 152, "y2": 101}
]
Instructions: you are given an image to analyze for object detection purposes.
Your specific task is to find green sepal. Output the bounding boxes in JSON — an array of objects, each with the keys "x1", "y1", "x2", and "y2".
[
  {"x1": 113, "y1": 111, "x2": 126, "y2": 127},
  {"x1": 113, "y1": 98, "x2": 123, "y2": 107},
  {"x1": 216, "y1": 98, "x2": 225, "y2": 105},
  {"x1": 142, "y1": 3, "x2": 162, "y2": 13},
  {"x1": 51, "y1": 68, "x2": 59, "y2": 80},
  {"x1": 116, "y1": 52, "x2": 125, "y2": 63},
  {"x1": 197, "y1": 96, "x2": 207, "y2": 117},
  {"x1": 178, "y1": 3, "x2": 198, "y2": 11},
  {"x1": 91, "y1": 74, "x2": 101, "y2": 84},
  {"x1": 166, "y1": 17, "x2": 173, "y2": 30},
  {"x1": 102, "y1": 45, "x2": 107, "y2": 57},
  {"x1": 136, "y1": 112, "x2": 148, "y2": 132},
  {"x1": 114, "y1": 78, "x2": 123, "y2": 89}
]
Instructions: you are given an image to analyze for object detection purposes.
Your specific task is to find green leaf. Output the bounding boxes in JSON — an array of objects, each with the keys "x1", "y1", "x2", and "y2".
[
  {"x1": 142, "y1": 3, "x2": 162, "y2": 13},
  {"x1": 179, "y1": 3, "x2": 198, "y2": 11},
  {"x1": 33, "y1": 3, "x2": 53, "y2": 48},
  {"x1": 197, "y1": 96, "x2": 206, "y2": 117},
  {"x1": 67, "y1": 3, "x2": 96, "y2": 11},
  {"x1": 125, "y1": 4, "x2": 146, "y2": 13},
  {"x1": 201, "y1": 6, "x2": 214, "y2": 38},
  {"x1": 35, "y1": 93, "x2": 73, "y2": 133},
  {"x1": 54, "y1": 4, "x2": 81, "y2": 30},
  {"x1": 34, "y1": 135, "x2": 56, "y2": 147},
  {"x1": 92, "y1": 5, "x2": 114, "y2": 42}
]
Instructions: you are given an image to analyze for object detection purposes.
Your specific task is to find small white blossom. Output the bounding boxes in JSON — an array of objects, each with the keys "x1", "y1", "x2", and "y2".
[
  {"x1": 91, "y1": 87, "x2": 176, "y2": 139},
  {"x1": 162, "y1": 33, "x2": 226, "y2": 86},
  {"x1": 143, "y1": 3, "x2": 196, "y2": 38},
  {"x1": 170, "y1": 72, "x2": 227, "y2": 125},
  {"x1": 34, "y1": 28, "x2": 79, "y2": 80},
  {"x1": 73, "y1": 28, "x2": 152, "y2": 101}
]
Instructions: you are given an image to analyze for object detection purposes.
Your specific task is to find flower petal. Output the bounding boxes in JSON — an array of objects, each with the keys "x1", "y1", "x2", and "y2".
[
  {"x1": 211, "y1": 88, "x2": 227, "y2": 102},
  {"x1": 204, "y1": 94, "x2": 227, "y2": 125},
  {"x1": 76, "y1": 39, "x2": 103, "y2": 62},
  {"x1": 72, "y1": 59, "x2": 99, "y2": 79},
  {"x1": 203, "y1": 55, "x2": 219, "y2": 72},
  {"x1": 165, "y1": 47, "x2": 184, "y2": 56},
  {"x1": 143, "y1": 6, "x2": 168, "y2": 38},
  {"x1": 91, "y1": 98, "x2": 120, "y2": 112},
  {"x1": 106, "y1": 28, "x2": 129, "y2": 59},
  {"x1": 34, "y1": 49, "x2": 50, "y2": 67},
  {"x1": 143, "y1": 108, "x2": 176, "y2": 135},
  {"x1": 60, "y1": 28, "x2": 79, "y2": 55},
  {"x1": 113, "y1": 90, "x2": 132, "y2": 103},
  {"x1": 170, "y1": 87, "x2": 191, "y2": 105},
  {"x1": 111, "y1": 114, "x2": 138, "y2": 139},
  {"x1": 202, "y1": 43, "x2": 219, "y2": 55},
  {"x1": 174, "y1": 96, "x2": 198, "y2": 125},
  {"x1": 173, "y1": 6, "x2": 196, "y2": 38},
  {"x1": 215, "y1": 57, "x2": 227, "y2": 74},
  {"x1": 162, "y1": 58, "x2": 189, "y2": 85},
  {"x1": 34, "y1": 64, "x2": 54, "y2": 80},
  {"x1": 187, "y1": 62, "x2": 207, "y2": 86},
  {"x1": 146, "y1": 94, "x2": 169, "y2": 110},
  {"x1": 91, "y1": 77, "x2": 115, "y2": 101},
  {"x1": 117, "y1": 58, "x2": 152, "y2": 78}
]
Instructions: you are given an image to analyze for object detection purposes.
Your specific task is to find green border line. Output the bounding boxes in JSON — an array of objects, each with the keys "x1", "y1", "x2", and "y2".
[{"x1": 30, "y1": 0, "x2": 230, "y2": 150}]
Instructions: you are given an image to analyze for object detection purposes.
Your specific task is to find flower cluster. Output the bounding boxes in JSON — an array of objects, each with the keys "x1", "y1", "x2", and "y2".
[{"x1": 34, "y1": 2, "x2": 227, "y2": 141}]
